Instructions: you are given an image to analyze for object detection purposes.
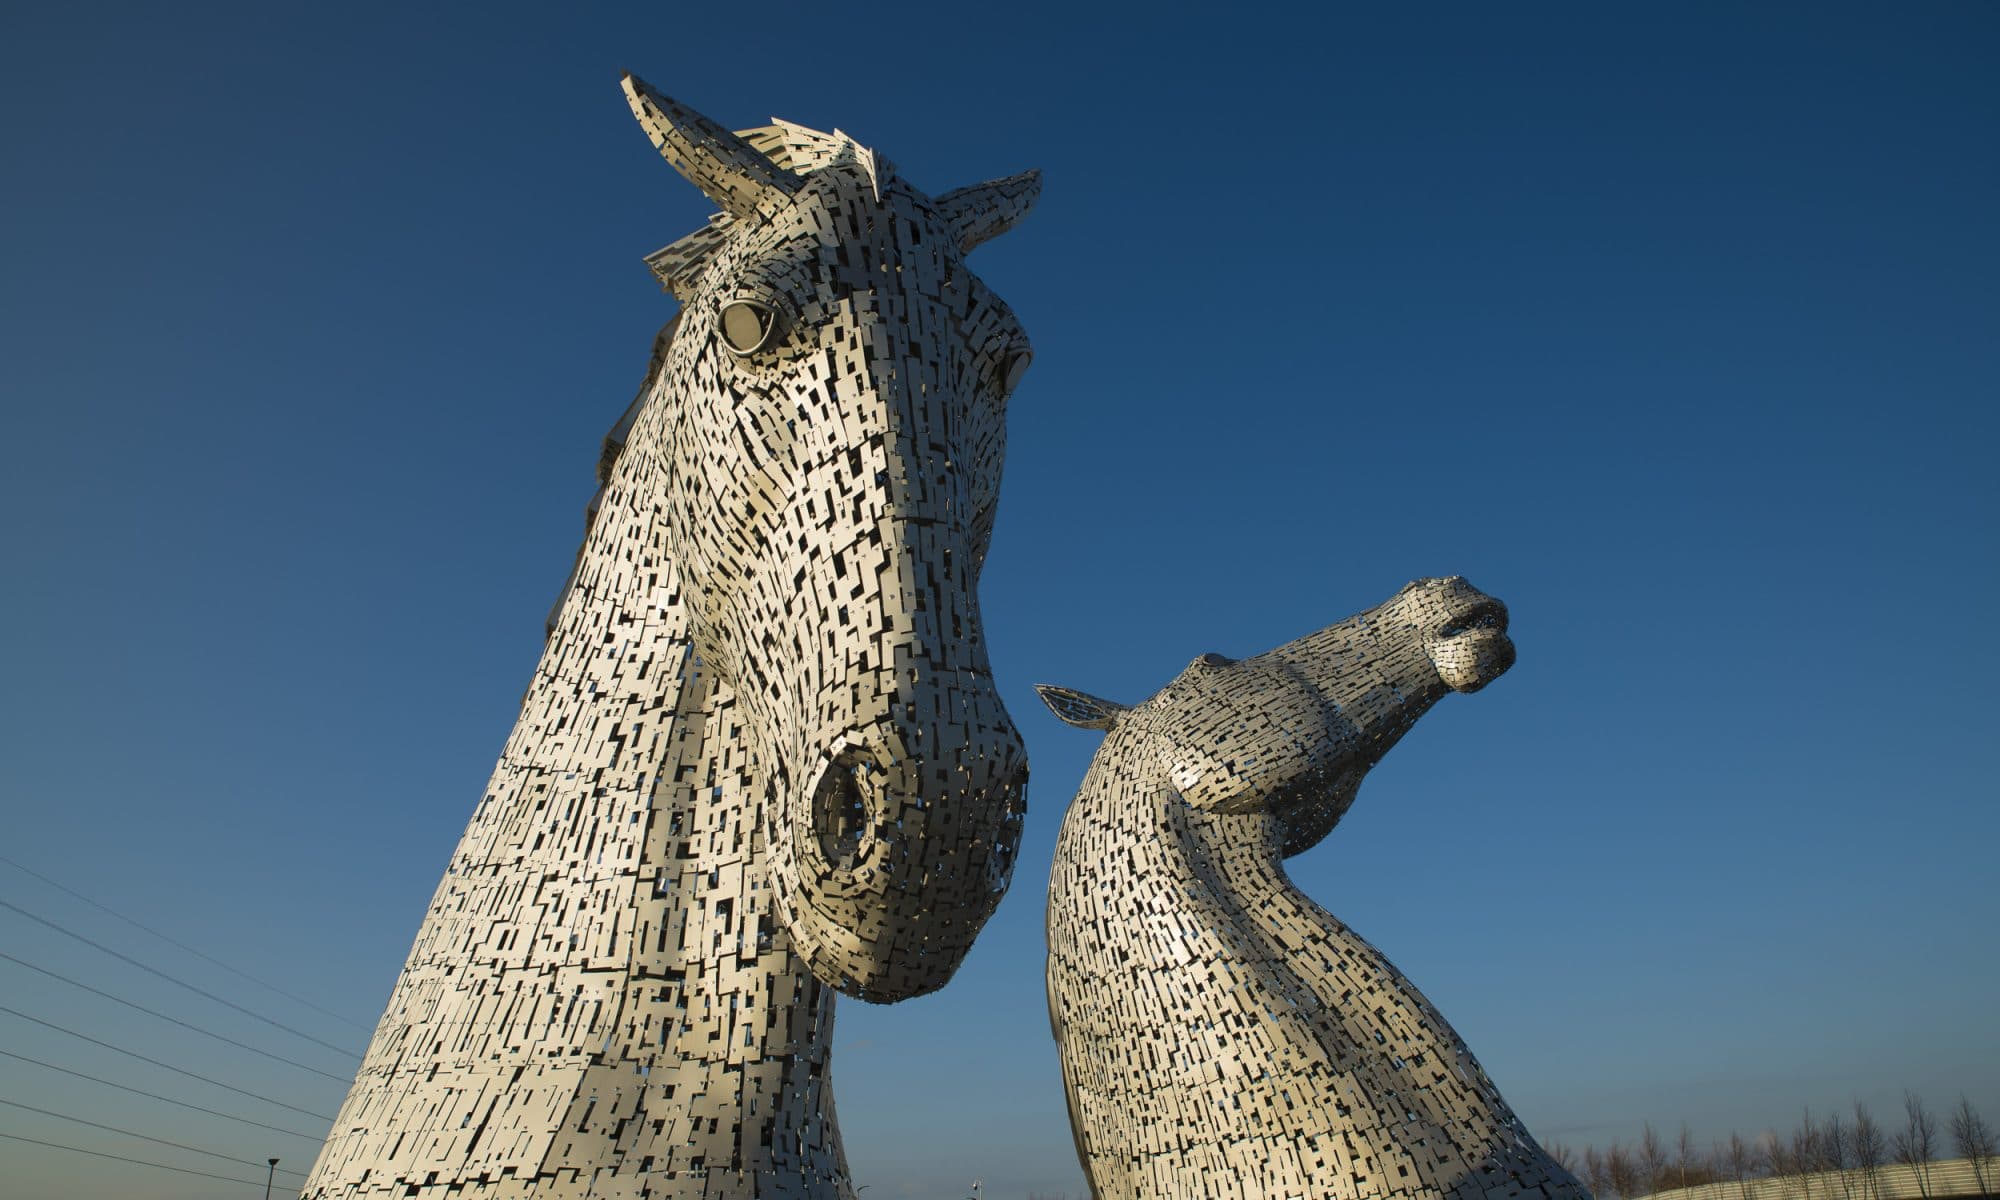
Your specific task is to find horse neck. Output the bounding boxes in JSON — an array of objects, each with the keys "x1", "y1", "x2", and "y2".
[
  {"x1": 1049, "y1": 768, "x2": 1559, "y2": 1199},
  {"x1": 305, "y1": 380, "x2": 852, "y2": 1196},
  {"x1": 1172, "y1": 799, "x2": 1538, "y2": 1169},
  {"x1": 1050, "y1": 753, "x2": 1485, "y2": 1076},
  {"x1": 1048, "y1": 763, "x2": 1288, "y2": 991}
]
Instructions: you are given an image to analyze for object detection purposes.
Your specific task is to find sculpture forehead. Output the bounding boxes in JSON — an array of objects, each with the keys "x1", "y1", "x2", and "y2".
[
  {"x1": 705, "y1": 178, "x2": 1015, "y2": 348},
  {"x1": 740, "y1": 172, "x2": 958, "y2": 262}
]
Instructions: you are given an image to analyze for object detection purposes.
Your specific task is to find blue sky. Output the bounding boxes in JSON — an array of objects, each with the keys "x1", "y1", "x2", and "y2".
[{"x1": 2, "y1": 3, "x2": 1995, "y2": 1197}]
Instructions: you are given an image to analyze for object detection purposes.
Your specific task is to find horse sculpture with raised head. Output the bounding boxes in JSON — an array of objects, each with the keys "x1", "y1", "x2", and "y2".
[
  {"x1": 304, "y1": 76, "x2": 1038, "y2": 1198},
  {"x1": 1040, "y1": 577, "x2": 1589, "y2": 1200}
]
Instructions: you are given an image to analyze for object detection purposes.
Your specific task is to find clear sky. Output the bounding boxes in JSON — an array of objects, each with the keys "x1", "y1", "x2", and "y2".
[{"x1": 1, "y1": 3, "x2": 1995, "y2": 1198}]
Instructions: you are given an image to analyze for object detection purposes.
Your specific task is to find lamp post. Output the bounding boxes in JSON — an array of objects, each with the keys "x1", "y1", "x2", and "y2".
[{"x1": 265, "y1": 1157, "x2": 280, "y2": 1200}]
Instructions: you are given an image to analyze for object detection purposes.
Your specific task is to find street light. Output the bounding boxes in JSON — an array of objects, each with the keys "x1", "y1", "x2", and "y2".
[{"x1": 265, "y1": 1157, "x2": 280, "y2": 1200}]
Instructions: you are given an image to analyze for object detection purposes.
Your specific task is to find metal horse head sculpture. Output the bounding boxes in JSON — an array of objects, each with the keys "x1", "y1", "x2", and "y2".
[
  {"x1": 304, "y1": 78, "x2": 1038, "y2": 1198},
  {"x1": 1038, "y1": 578, "x2": 1579, "y2": 1200},
  {"x1": 620, "y1": 75, "x2": 1035, "y2": 999}
]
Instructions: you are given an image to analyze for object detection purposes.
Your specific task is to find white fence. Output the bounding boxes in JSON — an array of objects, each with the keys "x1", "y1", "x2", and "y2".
[{"x1": 1634, "y1": 1158, "x2": 1995, "y2": 1200}]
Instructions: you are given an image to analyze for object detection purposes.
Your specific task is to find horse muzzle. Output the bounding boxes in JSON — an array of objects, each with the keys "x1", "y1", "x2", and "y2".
[
  {"x1": 1422, "y1": 582, "x2": 1516, "y2": 694},
  {"x1": 773, "y1": 694, "x2": 1027, "y2": 1002}
]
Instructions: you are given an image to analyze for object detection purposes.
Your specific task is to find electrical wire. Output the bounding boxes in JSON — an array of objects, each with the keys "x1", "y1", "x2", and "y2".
[
  {"x1": 0, "y1": 1004, "x2": 337, "y2": 1122},
  {"x1": 0, "y1": 1097, "x2": 309, "y2": 1177},
  {"x1": 0, "y1": 852, "x2": 369, "y2": 1032},
  {"x1": 0, "y1": 1131, "x2": 271, "y2": 1187},
  {"x1": 0, "y1": 895, "x2": 359, "y2": 1059},
  {"x1": 0, "y1": 950, "x2": 352, "y2": 1081},
  {"x1": 0, "y1": 1047, "x2": 323, "y2": 1142}
]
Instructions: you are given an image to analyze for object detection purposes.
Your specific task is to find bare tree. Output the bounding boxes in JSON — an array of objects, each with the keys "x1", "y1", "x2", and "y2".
[
  {"x1": 1792, "y1": 1108, "x2": 1822, "y2": 1200},
  {"x1": 1642, "y1": 1123, "x2": 1672, "y2": 1198},
  {"x1": 1826, "y1": 1110, "x2": 1854, "y2": 1200},
  {"x1": 1756, "y1": 1130, "x2": 1780, "y2": 1185},
  {"x1": 1610, "y1": 1141, "x2": 1641, "y2": 1200},
  {"x1": 1585, "y1": 1145, "x2": 1612, "y2": 1200},
  {"x1": 1769, "y1": 1129, "x2": 1801, "y2": 1200},
  {"x1": 1895, "y1": 1091, "x2": 1938, "y2": 1200},
  {"x1": 1724, "y1": 1131, "x2": 1758, "y2": 1200},
  {"x1": 1852, "y1": 1101, "x2": 1886, "y2": 1200},
  {"x1": 1545, "y1": 1141, "x2": 1582, "y2": 1180},
  {"x1": 1678, "y1": 1123, "x2": 1702, "y2": 1195},
  {"x1": 1950, "y1": 1096, "x2": 1996, "y2": 1200}
]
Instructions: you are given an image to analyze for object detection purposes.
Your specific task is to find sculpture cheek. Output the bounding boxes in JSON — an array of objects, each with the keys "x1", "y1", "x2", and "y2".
[{"x1": 1162, "y1": 745, "x2": 1266, "y2": 814}]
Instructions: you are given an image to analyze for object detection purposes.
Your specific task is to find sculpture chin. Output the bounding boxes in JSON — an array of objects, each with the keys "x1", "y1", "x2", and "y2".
[{"x1": 1432, "y1": 627, "x2": 1516, "y2": 693}]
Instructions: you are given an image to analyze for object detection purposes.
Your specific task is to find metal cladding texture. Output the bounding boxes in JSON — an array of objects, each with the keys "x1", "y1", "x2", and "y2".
[
  {"x1": 302, "y1": 79, "x2": 1038, "y2": 1199},
  {"x1": 1040, "y1": 578, "x2": 1589, "y2": 1200}
]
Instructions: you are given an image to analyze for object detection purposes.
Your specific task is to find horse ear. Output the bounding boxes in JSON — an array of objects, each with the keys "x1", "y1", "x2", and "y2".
[
  {"x1": 934, "y1": 169, "x2": 1042, "y2": 253},
  {"x1": 1035, "y1": 684, "x2": 1128, "y2": 731},
  {"x1": 622, "y1": 74, "x2": 800, "y2": 219}
]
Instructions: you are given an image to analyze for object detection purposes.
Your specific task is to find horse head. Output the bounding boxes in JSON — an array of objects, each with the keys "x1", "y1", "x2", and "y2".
[
  {"x1": 620, "y1": 78, "x2": 1035, "y2": 1002},
  {"x1": 1038, "y1": 576, "x2": 1513, "y2": 856}
]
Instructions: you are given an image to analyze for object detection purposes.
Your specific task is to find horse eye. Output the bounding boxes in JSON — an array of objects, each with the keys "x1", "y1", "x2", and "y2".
[
  {"x1": 998, "y1": 349, "x2": 1032, "y2": 394},
  {"x1": 719, "y1": 301, "x2": 781, "y2": 354}
]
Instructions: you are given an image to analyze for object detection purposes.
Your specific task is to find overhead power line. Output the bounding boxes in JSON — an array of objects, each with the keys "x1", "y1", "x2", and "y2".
[
  {"x1": 0, "y1": 1047, "x2": 323, "y2": 1143},
  {"x1": 0, "y1": 1097, "x2": 309, "y2": 1178},
  {"x1": 0, "y1": 950, "x2": 352, "y2": 1082},
  {"x1": 0, "y1": 852, "x2": 369, "y2": 1032},
  {"x1": 0, "y1": 1004, "x2": 338, "y2": 1123},
  {"x1": 0, "y1": 1130, "x2": 271, "y2": 1188},
  {"x1": 0, "y1": 894, "x2": 360, "y2": 1059}
]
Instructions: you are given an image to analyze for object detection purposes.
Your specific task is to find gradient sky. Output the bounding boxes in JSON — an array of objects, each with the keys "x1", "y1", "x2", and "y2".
[{"x1": 2, "y1": 3, "x2": 1995, "y2": 1198}]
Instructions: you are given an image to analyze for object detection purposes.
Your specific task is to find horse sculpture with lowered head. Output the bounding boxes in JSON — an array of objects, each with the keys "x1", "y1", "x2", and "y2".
[
  {"x1": 304, "y1": 76, "x2": 1038, "y2": 1198},
  {"x1": 1040, "y1": 577, "x2": 1589, "y2": 1200}
]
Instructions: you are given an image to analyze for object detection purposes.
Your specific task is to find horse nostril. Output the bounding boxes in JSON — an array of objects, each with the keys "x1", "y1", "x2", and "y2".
[
  {"x1": 982, "y1": 763, "x2": 1029, "y2": 893},
  {"x1": 812, "y1": 750, "x2": 878, "y2": 872}
]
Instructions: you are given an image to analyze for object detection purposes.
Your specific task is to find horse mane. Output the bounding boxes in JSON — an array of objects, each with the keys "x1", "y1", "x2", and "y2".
[{"x1": 543, "y1": 313, "x2": 682, "y2": 637}]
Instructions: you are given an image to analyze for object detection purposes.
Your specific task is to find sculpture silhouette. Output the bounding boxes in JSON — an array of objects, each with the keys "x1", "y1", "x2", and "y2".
[
  {"x1": 305, "y1": 77, "x2": 1039, "y2": 1198},
  {"x1": 1040, "y1": 578, "x2": 1587, "y2": 1200}
]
